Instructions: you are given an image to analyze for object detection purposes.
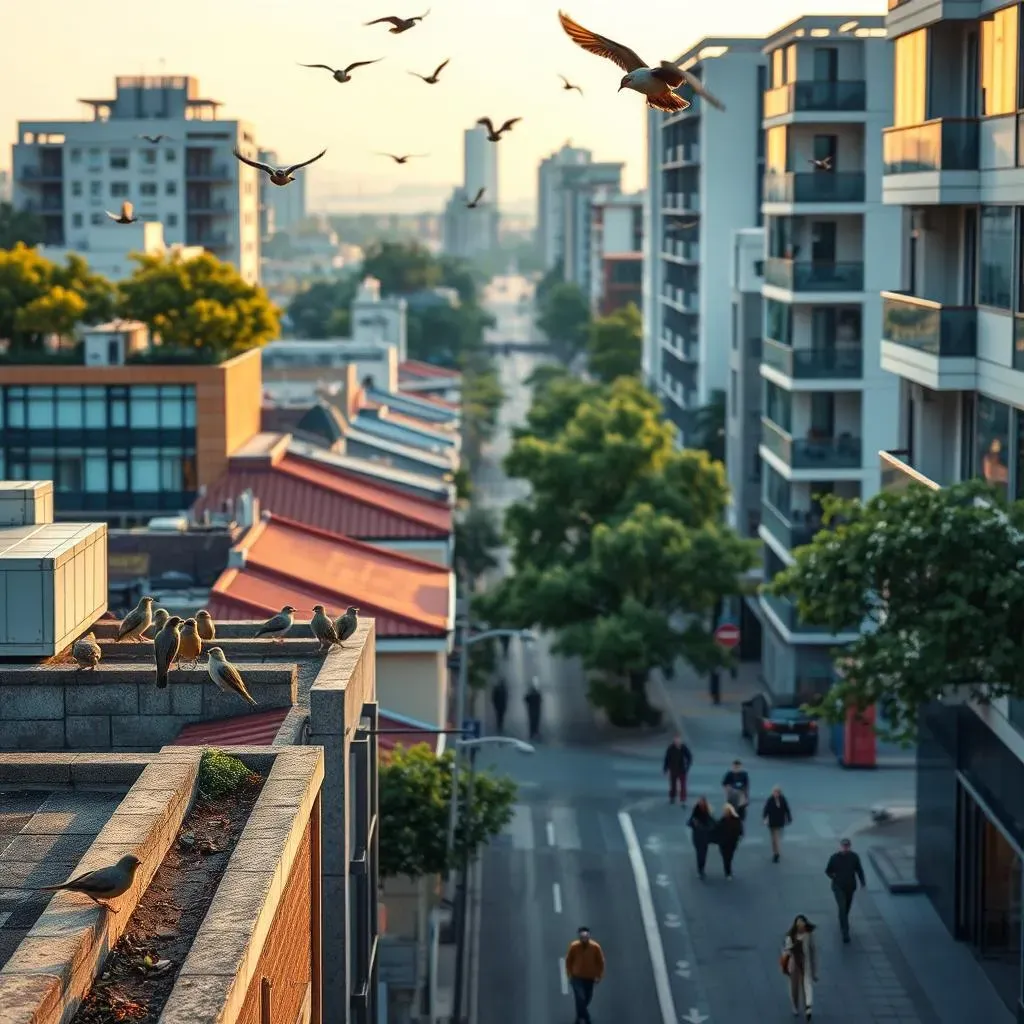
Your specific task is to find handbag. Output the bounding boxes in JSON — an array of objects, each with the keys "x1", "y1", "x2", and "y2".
[{"x1": 779, "y1": 952, "x2": 791, "y2": 975}]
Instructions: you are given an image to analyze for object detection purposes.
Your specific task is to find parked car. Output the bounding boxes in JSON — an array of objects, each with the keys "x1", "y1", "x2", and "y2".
[{"x1": 741, "y1": 693, "x2": 819, "y2": 756}]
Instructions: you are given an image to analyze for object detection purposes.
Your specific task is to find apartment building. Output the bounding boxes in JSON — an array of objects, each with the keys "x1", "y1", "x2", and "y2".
[
  {"x1": 12, "y1": 75, "x2": 260, "y2": 282},
  {"x1": 756, "y1": 15, "x2": 899, "y2": 696},
  {"x1": 881, "y1": 1, "x2": 1024, "y2": 1015},
  {"x1": 588, "y1": 189, "x2": 644, "y2": 315},
  {"x1": 559, "y1": 162, "x2": 625, "y2": 297},
  {"x1": 641, "y1": 38, "x2": 767, "y2": 443},
  {"x1": 536, "y1": 143, "x2": 593, "y2": 269}
]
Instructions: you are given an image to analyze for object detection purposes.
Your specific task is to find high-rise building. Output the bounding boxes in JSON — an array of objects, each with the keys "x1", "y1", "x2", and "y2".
[
  {"x1": 536, "y1": 143, "x2": 592, "y2": 270},
  {"x1": 642, "y1": 38, "x2": 767, "y2": 443},
  {"x1": 588, "y1": 189, "x2": 644, "y2": 315},
  {"x1": 259, "y1": 147, "x2": 307, "y2": 236},
  {"x1": 559, "y1": 162, "x2": 625, "y2": 298},
  {"x1": 11, "y1": 75, "x2": 261, "y2": 282},
  {"x1": 441, "y1": 124, "x2": 499, "y2": 259},
  {"x1": 756, "y1": 15, "x2": 898, "y2": 696},
  {"x1": 464, "y1": 124, "x2": 498, "y2": 206}
]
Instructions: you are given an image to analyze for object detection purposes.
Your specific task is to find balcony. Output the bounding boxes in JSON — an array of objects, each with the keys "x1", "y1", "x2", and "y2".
[
  {"x1": 18, "y1": 166, "x2": 64, "y2": 181},
  {"x1": 661, "y1": 239, "x2": 699, "y2": 263},
  {"x1": 882, "y1": 119, "x2": 979, "y2": 174},
  {"x1": 763, "y1": 258, "x2": 864, "y2": 293},
  {"x1": 881, "y1": 292, "x2": 976, "y2": 357},
  {"x1": 662, "y1": 193, "x2": 698, "y2": 214},
  {"x1": 188, "y1": 232, "x2": 231, "y2": 248},
  {"x1": 761, "y1": 499, "x2": 820, "y2": 550},
  {"x1": 186, "y1": 199, "x2": 230, "y2": 215},
  {"x1": 762, "y1": 338, "x2": 863, "y2": 380},
  {"x1": 763, "y1": 80, "x2": 867, "y2": 118},
  {"x1": 879, "y1": 450, "x2": 939, "y2": 492},
  {"x1": 761, "y1": 417, "x2": 862, "y2": 470},
  {"x1": 762, "y1": 172, "x2": 865, "y2": 204},
  {"x1": 185, "y1": 164, "x2": 232, "y2": 181}
]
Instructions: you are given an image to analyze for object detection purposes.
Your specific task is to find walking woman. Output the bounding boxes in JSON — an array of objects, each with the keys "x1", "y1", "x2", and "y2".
[
  {"x1": 762, "y1": 785, "x2": 793, "y2": 863},
  {"x1": 686, "y1": 797, "x2": 716, "y2": 879},
  {"x1": 715, "y1": 802, "x2": 744, "y2": 880},
  {"x1": 781, "y1": 914, "x2": 818, "y2": 1020}
]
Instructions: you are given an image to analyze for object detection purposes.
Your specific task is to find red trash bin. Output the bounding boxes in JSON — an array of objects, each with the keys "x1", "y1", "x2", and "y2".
[{"x1": 843, "y1": 704, "x2": 877, "y2": 769}]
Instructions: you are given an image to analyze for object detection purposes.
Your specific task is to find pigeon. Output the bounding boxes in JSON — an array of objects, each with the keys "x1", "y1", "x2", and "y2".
[
  {"x1": 557, "y1": 11, "x2": 726, "y2": 113},
  {"x1": 477, "y1": 117, "x2": 521, "y2": 142},
  {"x1": 410, "y1": 58, "x2": 449, "y2": 84},
  {"x1": 365, "y1": 10, "x2": 430, "y2": 33},
  {"x1": 809, "y1": 156, "x2": 833, "y2": 171},
  {"x1": 559, "y1": 74, "x2": 583, "y2": 94},
  {"x1": 142, "y1": 607, "x2": 169, "y2": 641},
  {"x1": 116, "y1": 596, "x2": 154, "y2": 642},
  {"x1": 138, "y1": 134, "x2": 172, "y2": 144},
  {"x1": 255, "y1": 605, "x2": 297, "y2": 642},
  {"x1": 207, "y1": 647, "x2": 257, "y2": 706},
  {"x1": 299, "y1": 60, "x2": 382, "y2": 83},
  {"x1": 334, "y1": 606, "x2": 360, "y2": 647},
  {"x1": 195, "y1": 609, "x2": 216, "y2": 642},
  {"x1": 40, "y1": 854, "x2": 141, "y2": 912},
  {"x1": 310, "y1": 604, "x2": 341, "y2": 652},
  {"x1": 106, "y1": 201, "x2": 137, "y2": 224},
  {"x1": 232, "y1": 148, "x2": 326, "y2": 187},
  {"x1": 666, "y1": 217, "x2": 698, "y2": 231},
  {"x1": 154, "y1": 616, "x2": 183, "y2": 689},
  {"x1": 72, "y1": 633, "x2": 101, "y2": 671},
  {"x1": 378, "y1": 153, "x2": 428, "y2": 164},
  {"x1": 177, "y1": 617, "x2": 203, "y2": 668},
  {"x1": 466, "y1": 187, "x2": 486, "y2": 209}
]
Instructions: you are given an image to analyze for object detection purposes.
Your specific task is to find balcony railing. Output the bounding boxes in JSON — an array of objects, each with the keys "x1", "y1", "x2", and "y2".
[
  {"x1": 17, "y1": 166, "x2": 63, "y2": 180},
  {"x1": 761, "y1": 417, "x2": 862, "y2": 469},
  {"x1": 881, "y1": 291, "x2": 977, "y2": 357},
  {"x1": 760, "y1": 499, "x2": 820, "y2": 550},
  {"x1": 763, "y1": 80, "x2": 867, "y2": 118},
  {"x1": 764, "y1": 258, "x2": 864, "y2": 293},
  {"x1": 762, "y1": 172, "x2": 865, "y2": 204},
  {"x1": 879, "y1": 450, "x2": 939, "y2": 492},
  {"x1": 882, "y1": 119, "x2": 979, "y2": 174},
  {"x1": 762, "y1": 338, "x2": 863, "y2": 379},
  {"x1": 185, "y1": 164, "x2": 232, "y2": 180}
]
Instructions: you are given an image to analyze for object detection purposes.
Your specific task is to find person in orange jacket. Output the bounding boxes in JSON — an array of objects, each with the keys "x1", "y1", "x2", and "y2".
[{"x1": 565, "y1": 926, "x2": 605, "y2": 1024}]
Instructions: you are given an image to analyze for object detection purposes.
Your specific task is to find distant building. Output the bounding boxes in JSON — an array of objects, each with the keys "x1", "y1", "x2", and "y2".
[
  {"x1": 536, "y1": 143, "x2": 592, "y2": 270},
  {"x1": 259, "y1": 146, "x2": 306, "y2": 234},
  {"x1": 588, "y1": 189, "x2": 644, "y2": 315},
  {"x1": 0, "y1": 169, "x2": 11, "y2": 202},
  {"x1": 442, "y1": 124, "x2": 500, "y2": 259},
  {"x1": 464, "y1": 124, "x2": 498, "y2": 206},
  {"x1": 559, "y1": 162, "x2": 624, "y2": 297}
]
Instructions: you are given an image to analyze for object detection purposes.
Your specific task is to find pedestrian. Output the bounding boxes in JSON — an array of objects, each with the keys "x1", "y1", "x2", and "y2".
[
  {"x1": 491, "y1": 680, "x2": 508, "y2": 733},
  {"x1": 663, "y1": 733, "x2": 694, "y2": 806},
  {"x1": 781, "y1": 914, "x2": 818, "y2": 1020},
  {"x1": 715, "y1": 802, "x2": 744, "y2": 879},
  {"x1": 825, "y1": 837, "x2": 866, "y2": 943},
  {"x1": 762, "y1": 785, "x2": 793, "y2": 863},
  {"x1": 722, "y1": 759, "x2": 751, "y2": 821},
  {"x1": 686, "y1": 797, "x2": 716, "y2": 879},
  {"x1": 524, "y1": 682, "x2": 542, "y2": 741},
  {"x1": 564, "y1": 925, "x2": 604, "y2": 1024}
]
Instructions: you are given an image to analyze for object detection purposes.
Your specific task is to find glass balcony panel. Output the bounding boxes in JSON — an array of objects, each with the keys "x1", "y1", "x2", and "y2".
[
  {"x1": 882, "y1": 119, "x2": 979, "y2": 174},
  {"x1": 881, "y1": 292, "x2": 977, "y2": 356}
]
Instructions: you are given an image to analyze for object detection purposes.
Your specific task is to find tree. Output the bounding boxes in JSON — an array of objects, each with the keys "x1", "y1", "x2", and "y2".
[
  {"x1": 286, "y1": 278, "x2": 357, "y2": 339},
  {"x1": 379, "y1": 743, "x2": 516, "y2": 879},
  {"x1": 587, "y1": 303, "x2": 642, "y2": 383},
  {"x1": 515, "y1": 369, "x2": 603, "y2": 444},
  {"x1": 362, "y1": 240, "x2": 441, "y2": 295},
  {"x1": 15, "y1": 286, "x2": 86, "y2": 339},
  {"x1": 0, "y1": 202, "x2": 43, "y2": 249},
  {"x1": 119, "y1": 251, "x2": 280, "y2": 358},
  {"x1": 537, "y1": 282, "x2": 591, "y2": 364},
  {"x1": 769, "y1": 479, "x2": 1024, "y2": 743},
  {"x1": 53, "y1": 253, "x2": 116, "y2": 325},
  {"x1": 436, "y1": 255, "x2": 480, "y2": 305},
  {"x1": 689, "y1": 390, "x2": 726, "y2": 463},
  {"x1": 455, "y1": 505, "x2": 502, "y2": 585},
  {"x1": 535, "y1": 261, "x2": 564, "y2": 306},
  {"x1": 461, "y1": 356, "x2": 505, "y2": 466},
  {"x1": 406, "y1": 301, "x2": 493, "y2": 369}
]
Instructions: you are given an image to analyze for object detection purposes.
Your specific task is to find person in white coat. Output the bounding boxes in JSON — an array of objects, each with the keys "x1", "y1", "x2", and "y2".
[{"x1": 781, "y1": 914, "x2": 818, "y2": 1020}]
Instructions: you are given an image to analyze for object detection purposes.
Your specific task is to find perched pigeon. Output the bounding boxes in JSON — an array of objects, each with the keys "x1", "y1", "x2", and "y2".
[
  {"x1": 207, "y1": 647, "x2": 257, "y2": 706},
  {"x1": 310, "y1": 604, "x2": 341, "y2": 652},
  {"x1": 116, "y1": 596, "x2": 154, "y2": 642},
  {"x1": 334, "y1": 606, "x2": 360, "y2": 647},
  {"x1": 255, "y1": 605, "x2": 297, "y2": 642},
  {"x1": 177, "y1": 618, "x2": 203, "y2": 668},
  {"x1": 195, "y1": 609, "x2": 216, "y2": 641},
  {"x1": 40, "y1": 854, "x2": 141, "y2": 912},
  {"x1": 154, "y1": 616, "x2": 183, "y2": 689},
  {"x1": 142, "y1": 607, "x2": 169, "y2": 641}
]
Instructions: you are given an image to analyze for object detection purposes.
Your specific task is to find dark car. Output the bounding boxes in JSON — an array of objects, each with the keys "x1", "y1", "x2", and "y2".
[{"x1": 741, "y1": 693, "x2": 819, "y2": 756}]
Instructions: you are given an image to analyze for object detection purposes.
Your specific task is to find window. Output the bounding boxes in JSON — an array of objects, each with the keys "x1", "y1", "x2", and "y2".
[
  {"x1": 980, "y1": 5, "x2": 1019, "y2": 116},
  {"x1": 813, "y1": 47, "x2": 838, "y2": 82},
  {"x1": 72, "y1": 213, "x2": 82, "y2": 228},
  {"x1": 142, "y1": 149, "x2": 156, "y2": 166},
  {"x1": 26, "y1": 388, "x2": 53, "y2": 429},
  {"x1": 90, "y1": 181, "x2": 102, "y2": 196},
  {"x1": 110, "y1": 182, "x2": 129, "y2": 198},
  {"x1": 109, "y1": 390, "x2": 128, "y2": 429},
  {"x1": 893, "y1": 30, "x2": 927, "y2": 127},
  {"x1": 129, "y1": 387, "x2": 159, "y2": 428},
  {"x1": 763, "y1": 463, "x2": 791, "y2": 513},
  {"x1": 976, "y1": 395, "x2": 1010, "y2": 498},
  {"x1": 979, "y1": 206, "x2": 1013, "y2": 309},
  {"x1": 165, "y1": 149, "x2": 176, "y2": 162},
  {"x1": 159, "y1": 387, "x2": 184, "y2": 428},
  {"x1": 165, "y1": 180, "x2": 177, "y2": 195},
  {"x1": 55, "y1": 388, "x2": 83, "y2": 429},
  {"x1": 1016, "y1": 411, "x2": 1024, "y2": 500},
  {"x1": 90, "y1": 213, "x2": 104, "y2": 226},
  {"x1": 766, "y1": 299, "x2": 792, "y2": 344},
  {"x1": 69, "y1": 148, "x2": 81, "y2": 162},
  {"x1": 765, "y1": 126, "x2": 787, "y2": 175},
  {"x1": 6, "y1": 388, "x2": 25, "y2": 428},
  {"x1": 764, "y1": 381, "x2": 792, "y2": 431},
  {"x1": 139, "y1": 182, "x2": 157, "y2": 196},
  {"x1": 71, "y1": 181, "x2": 82, "y2": 197},
  {"x1": 84, "y1": 450, "x2": 107, "y2": 492},
  {"x1": 83, "y1": 387, "x2": 105, "y2": 428},
  {"x1": 730, "y1": 370, "x2": 738, "y2": 411},
  {"x1": 167, "y1": 213, "x2": 178, "y2": 227},
  {"x1": 109, "y1": 150, "x2": 129, "y2": 170},
  {"x1": 132, "y1": 448, "x2": 160, "y2": 491}
]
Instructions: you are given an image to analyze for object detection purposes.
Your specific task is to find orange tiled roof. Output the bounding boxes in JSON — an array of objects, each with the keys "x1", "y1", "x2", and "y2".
[{"x1": 399, "y1": 359, "x2": 463, "y2": 381}]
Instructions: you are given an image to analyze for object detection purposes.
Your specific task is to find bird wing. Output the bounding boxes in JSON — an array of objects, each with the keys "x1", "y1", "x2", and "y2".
[
  {"x1": 345, "y1": 59, "x2": 382, "y2": 73},
  {"x1": 220, "y1": 660, "x2": 248, "y2": 692},
  {"x1": 648, "y1": 91, "x2": 690, "y2": 113},
  {"x1": 651, "y1": 62, "x2": 686, "y2": 89},
  {"x1": 378, "y1": 152, "x2": 401, "y2": 161},
  {"x1": 470, "y1": 187, "x2": 486, "y2": 205},
  {"x1": 232, "y1": 148, "x2": 274, "y2": 175},
  {"x1": 105, "y1": 210, "x2": 120, "y2": 222},
  {"x1": 417, "y1": 8, "x2": 430, "y2": 19},
  {"x1": 300, "y1": 63, "x2": 337, "y2": 72},
  {"x1": 116, "y1": 607, "x2": 143, "y2": 639},
  {"x1": 256, "y1": 612, "x2": 287, "y2": 635},
  {"x1": 557, "y1": 11, "x2": 647, "y2": 74},
  {"x1": 284, "y1": 149, "x2": 327, "y2": 175},
  {"x1": 559, "y1": 74, "x2": 571, "y2": 86},
  {"x1": 121, "y1": 201, "x2": 134, "y2": 220},
  {"x1": 432, "y1": 58, "x2": 450, "y2": 77},
  {"x1": 366, "y1": 16, "x2": 404, "y2": 26},
  {"x1": 476, "y1": 117, "x2": 496, "y2": 135},
  {"x1": 681, "y1": 68, "x2": 726, "y2": 111},
  {"x1": 498, "y1": 118, "x2": 522, "y2": 134}
]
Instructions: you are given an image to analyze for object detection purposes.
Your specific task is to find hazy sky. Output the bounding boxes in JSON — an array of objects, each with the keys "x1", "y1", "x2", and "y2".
[{"x1": 2, "y1": 0, "x2": 884, "y2": 206}]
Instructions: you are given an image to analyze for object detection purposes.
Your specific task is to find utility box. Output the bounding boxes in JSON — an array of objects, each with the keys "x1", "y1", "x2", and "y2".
[{"x1": 0, "y1": 480, "x2": 54, "y2": 527}]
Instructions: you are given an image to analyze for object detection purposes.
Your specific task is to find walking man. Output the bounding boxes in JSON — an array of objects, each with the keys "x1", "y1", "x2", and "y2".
[
  {"x1": 825, "y1": 837, "x2": 866, "y2": 943},
  {"x1": 524, "y1": 681, "x2": 542, "y2": 741},
  {"x1": 565, "y1": 926, "x2": 605, "y2": 1024},
  {"x1": 663, "y1": 733, "x2": 694, "y2": 806},
  {"x1": 762, "y1": 785, "x2": 793, "y2": 863},
  {"x1": 722, "y1": 759, "x2": 751, "y2": 821},
  {"x1": 491, "y1": 679, "x2": 509, "y2": 734}
]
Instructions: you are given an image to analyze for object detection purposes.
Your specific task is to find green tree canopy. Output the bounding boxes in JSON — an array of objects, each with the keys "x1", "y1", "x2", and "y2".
[
  {"x1": 586, "y1": 303, "x2": 642, "y2": 383},
  {"x1": 362, "y1": 240, "x2": 441, "y2": 295},
  {"x1": 406, "y1": 301, "x2": 494, "y2": 369},
  {"x1": 516, "y1": 368, "x2": 603, "y2": 443},
  {"x1": 769, "y1": 479, "x2": 1024, "y2": 743},
  {"x1": 455, "y1": 504, "x2": 503, "y2": 585},
  {"x1": 0, "y1": 202, "x2": 43, "y2": 249},
  {"x1": 379, "y1": 743, "x2": 516, "y2": 879},
  {"x1": 537, "y1": 282, "x2": 592, "y2": 364},
  {"x1": 460, "y1": 354, "x2": 505, "y2": 467},
  {"x1": 535, "y1": 261, "x2": 564, "y2": 306},
  {"x1": 119, "y1": 251, "x2": 280, "y2": 358},
  {"x1": 689, "y1": 390, "x2": 726, "y2": 463},
  {"x1": 286, "y1": 278, "x2": 357, "y2": 339},
  {"x1": 436, "y1": 255, "x2": 480, "y2": 305}
]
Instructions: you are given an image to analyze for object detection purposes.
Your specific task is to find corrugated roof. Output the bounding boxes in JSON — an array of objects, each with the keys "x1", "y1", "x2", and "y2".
[
  {"x1": 208, "y1": 514, "x2": 451, "y2": 638},
  {"x1": 172, "y1": 707, "x2": 290, "y2": 747},
  {"x1": 404, "y1": 392, "x2": 459, "y2": 410},
  {"x1": 377, "y1": 712, "x2": 443, "y2": 756},
  {"x1": 193, "y1": 451, "x2": 451, "y2": 539},
  {"x1": 399, "y1": 359, "x2": 463, "y2": 381}
]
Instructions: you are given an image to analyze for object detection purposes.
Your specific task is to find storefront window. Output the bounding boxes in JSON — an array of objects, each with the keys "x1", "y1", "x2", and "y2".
[{"x1": 976, "y1": 396, "x2": 1010, "y2": 498}]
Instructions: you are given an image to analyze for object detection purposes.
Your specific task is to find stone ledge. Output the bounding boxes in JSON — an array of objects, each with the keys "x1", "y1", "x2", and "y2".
[
  {"x1": 89, "y1": 619, "x2": 319, "y2": 642},
  {"x1": 867, "y1": 845, "x2": 922, "y2": 894},
  {"x1": 0, "y1": 753, "x2": 152, "y2": 788},
  {"x1": 95, "y1": 637, "x2": 322, "y2": 662}
]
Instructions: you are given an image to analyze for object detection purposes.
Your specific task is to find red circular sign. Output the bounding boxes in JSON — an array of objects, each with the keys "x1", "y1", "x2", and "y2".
[{"x1": 714, "y1": 624, "x2": 741, "y2": 649}]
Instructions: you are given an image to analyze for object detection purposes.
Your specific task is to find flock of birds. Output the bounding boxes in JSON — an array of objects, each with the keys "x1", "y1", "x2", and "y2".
[{"x1": 101, "y1": 9, "x2": 727, "y2": 226}]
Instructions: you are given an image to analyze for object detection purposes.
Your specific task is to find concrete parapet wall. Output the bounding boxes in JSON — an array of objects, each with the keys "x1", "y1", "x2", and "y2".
[
  {"x1": 89, "y1": 619, "x2": 319, "y2": 643},
  {"x1": 94, "y1": 636, "x2": 322, "y2": 661}
]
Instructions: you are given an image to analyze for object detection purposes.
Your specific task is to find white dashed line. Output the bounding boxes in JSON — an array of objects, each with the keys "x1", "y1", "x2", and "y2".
[
  {"x1": 552, "y1": 882, "x2": 562, "y2": 914},
  {"x1": 558, "y1": 958, "x2": 569, "y2": 995},
  {"x1": 546, "y1": 821, "x2": 556, "y2": 846}
]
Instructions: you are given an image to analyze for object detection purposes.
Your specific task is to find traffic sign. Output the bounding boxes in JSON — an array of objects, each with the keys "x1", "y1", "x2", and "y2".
[
  {"x1": 714, "y1": 623, "x2": 741, "y2": 649},
  {"x1": 461, "y1": 718, "x2": 482, "y2": 740}
]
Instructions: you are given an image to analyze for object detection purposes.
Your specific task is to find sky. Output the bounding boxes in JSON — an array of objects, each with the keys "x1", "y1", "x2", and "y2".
[{"x1": 2, "y1": 0, "x2": 884, "y2": 209}]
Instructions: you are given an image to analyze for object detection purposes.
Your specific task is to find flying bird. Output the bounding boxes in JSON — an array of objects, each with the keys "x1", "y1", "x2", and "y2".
[
  {"x1": 334, "y1": 606, "x2": 360, "y2": 647},
  {"x1": 299, "y1": 60, "x2": 382, "y2": 83},
  {"x1": 255, "y1": 605, "x2": 297, "y2": 642},
  {"x1": 365, "y1": 10, "x2": 430, "y2": 33},
  {"x1": 195, "y1": 609, "x2": 216, "y2": 642},
  {"x1": 809, "y1": 156, "x2": 833, "y2": 171},
  {"x1": 310, "y1": 604, "x2": 341, "y2": 652},
  {"x1": 557, "y1": 11, "x2": 726, "y2": 113},
  {"x1": 466, "y1": 187, "x2": 486, "y2": 209},
  {"x1": 410, "y1": 58, "x2": 450, "y2": 84},
  {"x1": 207, "y1": 647, "x2": 258, "y2": 706},
  {"x1": 72, "y1": 633, "x2": 101, "y2": 671},
  {"x1": 40, "y1": 855, "x2": 141, "y2": 913},
  {"x1": 106, "y1": 201, "x2": 137, "y2": 224},
  {"x1": 177, "y1": 617, "x2": 203, "y2": 668},
  {"x1": 232, "y1": 148, "x2": 326, "y2": 187},
  {"x1": 378, "y1": 152, "x2": 428, "y2": 164},
  {"x1": 116, "y1": 596, "x2": 154, "y2": 642},
  {"x1": 142, "y1": 607, "x2": 169, "y2": 641},
  {"x1": 138, "y1": 134, "x2": 172, "y2": 144},
  {"x1": 666, "y1": 217, "x2": 699, "y2": 230},
  {"x1": 559, "y1": 74, "x2": 583, "y2": 94},
  {"x1": 154, "y1": 616, "x2": 183, "y2": 689},
  {"x1": 477, "y1": 117, "x2": 521, "y2": 142}
]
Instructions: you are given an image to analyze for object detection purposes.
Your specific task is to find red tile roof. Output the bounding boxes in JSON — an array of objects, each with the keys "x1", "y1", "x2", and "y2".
[
  {"x1": 399, "y1": 359, "x2": 463, "y2": 381},
  {"x1": 377, "y1": 712, "x2": 443, "y2": 757},
  {"x1": 192, "y1": 451, "x2": 451, "y2": 540},
  {"x1": 403, "y1": 392, "x2": 459, "y2": 410},
  {"x1": 208, "y1": 514, "x2": 451, "y2": 638},
  {"x1": 172, "y1": 708, "x2": 291, "y2": 747}
]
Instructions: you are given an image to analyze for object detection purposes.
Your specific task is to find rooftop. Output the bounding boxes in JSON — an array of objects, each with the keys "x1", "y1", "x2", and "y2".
[
  {"x1": 763, "y1": 14, "x2": 887, "y2": 51},
  {"x1": 398, "y1": 360, "x2": 462, "y2": 382}
]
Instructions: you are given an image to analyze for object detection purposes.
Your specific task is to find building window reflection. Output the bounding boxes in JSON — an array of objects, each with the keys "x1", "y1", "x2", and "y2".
[
  {"x1": 893, "y1": 29, "x2": 927, "y2": 127},
  {"x1": 976, "y1": 396, "x2": 1010, "y2": 498},
  {"x1": 979, "y1": 206, "x2": 1013, "y2": 311},
  {"x1": 980, "y1": 5, "x2": 1019, "y2": 117}
]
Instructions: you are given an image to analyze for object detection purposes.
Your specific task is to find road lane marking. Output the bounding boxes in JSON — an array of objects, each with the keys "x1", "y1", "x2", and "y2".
[
  {"x1": 664, "y1": 913, "x2": 681, "y2": 928},
  {"x1": 546, "y1": 821, "x2": 556, "y2": 846},
  {"x1": 655, "y1": 873, "x2": 670, "y2": 887},
  {"x1": 618, "y1": 811, "x2": 678, "y2": 1024},
  {"x1": 558, "y1": 958, "x2": 569, "y2": 995},
  {"x1": 552, "y1": 882, "x2": 562, "y2": 914},
  {"x1": 550, "y1": 805, "x2": 581, "y2": 850},
  {"x1": 505, "y1": 804, "x2": 535, "y2": 850},
  {"x1": 682, "y1": 1011, "x2": 709, "y2": 1023},
  {"x1": 675, "y1": 960, "x2": 691, "y2": 979}
]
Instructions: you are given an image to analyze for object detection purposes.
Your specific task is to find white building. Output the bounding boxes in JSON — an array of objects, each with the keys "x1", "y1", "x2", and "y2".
[
  {"x1": 536, "y1": 143, "x2": 592, "y2": 270},
  {"x1": 259, "y1": 147, "x2": 306, "y2": 236},
  {"x1": 464, "y1": 124, "x2": 498, "y2": 207},
  {"x1": 642, "y1": 38, "x2": 767, "y2": 443},
  {"x1": 756, "y1": 15, "x2": 898, "y2": 698},
  {"x1": 12, "y1": 75, "x2": 261, "y2": 283},
  {"x1": 588, "y1": 189, "x2": 644, "y2": 315},
  {"x1": 442, "y1": 124, "x2": 499, "y2": 259},
  {"x1": 560, "y1": 162, "x2": 624, "y2": 297}
]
